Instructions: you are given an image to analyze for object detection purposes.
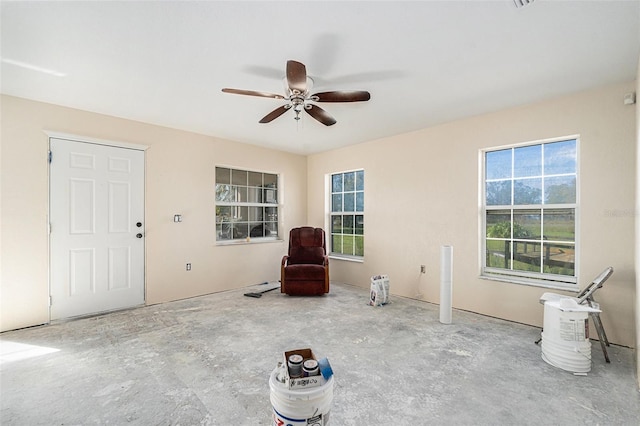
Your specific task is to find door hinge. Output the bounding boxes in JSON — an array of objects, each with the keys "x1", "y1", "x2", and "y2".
[
  {"x1": 48, "y1": 151, "x2": 52, "y2": 163},
  {"x1": 49, "y1": 295, "x2": 52, "y2": 306}
]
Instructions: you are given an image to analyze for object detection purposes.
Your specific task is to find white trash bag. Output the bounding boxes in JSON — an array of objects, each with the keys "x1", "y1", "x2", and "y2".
[{"x1": 369, "y1": 275, "x2": 390, "y2": 306}]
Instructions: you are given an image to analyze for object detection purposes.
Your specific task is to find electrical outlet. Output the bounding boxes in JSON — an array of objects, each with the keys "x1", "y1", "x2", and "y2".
[
  {"x1": 186, "y1": 263, "x2": 191, "y2": 271},
  {"x1": 420, "y1": 265, "x2": 426, "y2": 274}
]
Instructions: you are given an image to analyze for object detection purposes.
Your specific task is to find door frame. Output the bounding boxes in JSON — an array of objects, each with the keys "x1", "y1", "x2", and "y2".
[{"x1": 46, "y1": 131, "x2": 148, "y2": 321}]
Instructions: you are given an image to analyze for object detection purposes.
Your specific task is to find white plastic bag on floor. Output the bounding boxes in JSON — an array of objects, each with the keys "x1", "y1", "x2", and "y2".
[{"x1": 369, "y1": 275, "x2": 390, "y2": 306}]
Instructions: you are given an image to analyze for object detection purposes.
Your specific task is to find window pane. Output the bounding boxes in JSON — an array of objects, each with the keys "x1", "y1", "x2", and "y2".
[
  {"x1": 332, "y1": 194, "x2": 342, "y2": 212},
  {"x1": 354, "y1": 236, "x2": 364, "y2": 256},
  {"x1": 486, "y1": 240, "x2": 511, "y2": 269},
  {"x1": 216, "y1": 167, "x2": 279, "y2": 241},
  {"x1": 217, "y1": 223, "x2": 232, "y2": 240},
  {"x1": 356, "y1": 170, "x2": 364, "y2": 191},
  {"x1": 486, "y1": 210, "x2": 511, "y2": 238},
  {"x1": 514, "y1": 145, "x2": 541, "y2": 178},
  {"x1": 216, "y1": 184, "x2": 232, "y2": 202},
  {"x1": 264, "y1": 173, "x2": 277, "y2": 187},
  {"x1": 248, "y1": 171, "x2": 262, "y2": 187},
  {"x1": 514, "y1": 178, "x2": 542, "y2": 205},
  {"x1": 332, "y1": 174, "x2": 343, "y2": 193},
  {"x1": 232, "y1": 169, "x2": 247, "y2": 186},
  {"x1": 343, "y1": 215, "x2": 354, "y2": 234},
  {"x1": 483, "y1": 140, "x2": 577, "y2": 282},
  {"x1": 513, "y1": 241, "x2": 541, "y2": 273},
  {"x1": 264, "y1": 189, "x2": 277, "y2": 204},
  {"x1": 513, "y1": 209, "x2": 541, "y2": 239},
  {"x1": 232, "y1": 222, "x2": 248, "y2": 239},
  {"x1": 332, "y1": 216, "x2": 343, "y2": 234},
  {"x1": 355, "y1": 215, "x2": 364, "y2": 235},
  {"x1": 486, "y1": 180, "x2": 511, "y2": 205},
  {"x1": 543, "y1": 242, "x2": 575, "y2": 276},
  {"x1": 216, "y1": 167, "x2": 231, "y2": 185},
  {"x1": 249, "y1": 223, "x2": 264, "y2": 237},
  {"x1": 266, "y1": 222, "x2": 277, "y2": 237},
  {"x1": 234, "y1": 206, "x2": 247, "y2": 221},
  {"x1": 544, "y1": 176, "x2": 576, "y2": 204},
  {"x1": 344, "y1": 193, "x2": 355, "y2": 212},
  {"x1": 543, "y1": 209, "x2": 575, "y2": 241},
  {"x1": 265, "y1": 207, "x2": 278, "y2": 222},
  {"x1": 486, "y1": 149, "x2": 512, "y2": 180},
  {"x1": 234, "y1": 186, "x2": 247, "y2": 203},
  {"x1": 344, "y1": 172, "x2": 356, "y2": 191},
  {"x1": 216, "y1": 206, "x2": 232, "y2": 223},
  {"x1": 343, "y1": 235, "x2": 355, "y2": 255},
  {"x1": 248, "y1": 206, "x2": 263, "y2": 221},
  {"x1": 247, "y1": 187, "x2": 262, "y2": 203},
  {"x1": 332, "y1": 235, "x2": 342, "y2": 253},
  {"x1": 356, "y1": 192, "x2": 364, "y2": 212},
  {"x1": 330, "y1": 170, "x2": 364, "y2": 257},
  {"x1": 545, "y1": 140, "x2": 576, "y2": 175}
]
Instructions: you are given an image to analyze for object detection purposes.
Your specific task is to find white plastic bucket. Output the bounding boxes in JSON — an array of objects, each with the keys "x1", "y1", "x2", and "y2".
[
  {"x1": 269, "y1": 367, "x2": 334, "y2": 426},
  {"x1": 541, "y1": 331, "x2": 592, "y2": 373},
  {"x1": 541, "y1": 301, "x2": 593, "y2": 372}
]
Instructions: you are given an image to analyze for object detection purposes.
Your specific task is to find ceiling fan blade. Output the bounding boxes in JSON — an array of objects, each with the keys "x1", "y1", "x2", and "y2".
[
  {"x1": 286, "y1": 60, "x2": 307, "y2": 94},
  {"x1": 222, "y1": 88, "x2": 285, "y2": 100},
  {"x1": 312, "y1": 91, "x2": 371, "y2": 102},
  {"x1": 305, "y1": 104, "x2": 337, "y2": 126},
  {"x1": 259, "y1": 105, "x2": 290, "y2": 123}
]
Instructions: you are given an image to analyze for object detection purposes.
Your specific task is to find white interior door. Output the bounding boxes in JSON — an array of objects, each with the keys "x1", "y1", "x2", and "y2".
[{"x1": 50, "y1": 138, "x2": 145, "y2": 320}]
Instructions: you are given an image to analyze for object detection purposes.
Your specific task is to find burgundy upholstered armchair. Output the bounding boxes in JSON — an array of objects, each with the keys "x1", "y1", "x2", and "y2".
[{"x1": 281, "y1": 227, "x2": 330, "y2": 296}]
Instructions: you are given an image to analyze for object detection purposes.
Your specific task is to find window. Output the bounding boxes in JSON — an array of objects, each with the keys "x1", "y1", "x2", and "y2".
[
  {"x1": 215, "y1": 167, "x2": 278, "y2": 242},
  {"x1": 482, "y1": 138, "x2": 578, "y2": 287},
  {"x1": 330, "y1": 170, "x2": 364, "y2": 257}
]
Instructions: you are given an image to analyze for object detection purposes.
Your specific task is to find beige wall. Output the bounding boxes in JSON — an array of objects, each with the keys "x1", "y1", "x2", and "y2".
[
  {"x1": 0, "y1": 95, "x2": 307, "y2": 332},
  {"x1": 308, "y1": 81, "x2": 637, "y2": 348},
  {"x1": 636, "y1": 58, "x2": 640, "y2": 386},
  {"x1": 1, "y1": 82, "x2": 637, "y2": 349}
]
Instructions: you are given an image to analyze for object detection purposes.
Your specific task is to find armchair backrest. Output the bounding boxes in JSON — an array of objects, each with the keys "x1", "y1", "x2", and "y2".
[{"x1": 287, "y1": 227, "x2": 326, "y2": 265}]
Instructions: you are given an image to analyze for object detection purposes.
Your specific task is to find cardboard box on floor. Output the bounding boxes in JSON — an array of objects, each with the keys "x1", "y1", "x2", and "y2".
[{"x1": 284, "y1": 348, "x2": 323, "y2": 390}]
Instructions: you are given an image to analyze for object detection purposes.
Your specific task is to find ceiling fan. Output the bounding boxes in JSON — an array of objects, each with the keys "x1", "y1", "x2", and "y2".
[{"x1": 222, "y1": 60, "x2": 370, "y2": 126}]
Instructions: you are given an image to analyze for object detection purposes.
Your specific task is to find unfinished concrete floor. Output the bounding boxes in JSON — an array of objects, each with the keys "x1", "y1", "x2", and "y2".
[{"x1": 1, "y1": 282, "x2": 639, "y2": 425}]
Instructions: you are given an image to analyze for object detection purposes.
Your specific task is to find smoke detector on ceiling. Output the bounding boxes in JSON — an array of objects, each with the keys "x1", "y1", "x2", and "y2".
[{"x1": 513, "y1": 0, "x2": 535, "y2": 8}]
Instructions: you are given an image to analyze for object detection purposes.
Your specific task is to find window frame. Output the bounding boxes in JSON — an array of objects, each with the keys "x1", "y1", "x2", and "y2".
[
  {"x1": 327, "y1": 169, "x2": 365, "y2": 261},
  {"x1": 480, "y1": 136, "x2": 580, "y2": 291},
  {"x1": 215, "y1": 166, "x2": 281, "y2": 244}
]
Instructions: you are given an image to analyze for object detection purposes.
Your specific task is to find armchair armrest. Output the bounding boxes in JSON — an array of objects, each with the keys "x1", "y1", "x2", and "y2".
[
  {"x1": 281, "y1": 255, "x2": 289, "y2": 293},
  {"x1": 323, "y1": 255, "x2": 330, "y2": 292}
]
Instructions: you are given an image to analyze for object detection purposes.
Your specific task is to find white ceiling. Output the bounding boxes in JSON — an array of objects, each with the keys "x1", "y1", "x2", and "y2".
[{"x1": 2, "y1": 1, "x2": 639, "y2": 155}]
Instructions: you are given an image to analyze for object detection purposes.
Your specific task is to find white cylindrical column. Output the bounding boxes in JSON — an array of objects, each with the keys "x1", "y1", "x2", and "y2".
[{"x1": 440, "y1": 245, "x2": 453, "y2": 324}]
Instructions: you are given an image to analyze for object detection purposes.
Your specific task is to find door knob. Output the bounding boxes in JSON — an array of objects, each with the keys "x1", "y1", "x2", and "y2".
[
  {"x1": 136, "y1": 222, "x2": 142, "y2": 227},
  {"x1": 136, "y1": 233, "x2": 143, "y2": 238}
]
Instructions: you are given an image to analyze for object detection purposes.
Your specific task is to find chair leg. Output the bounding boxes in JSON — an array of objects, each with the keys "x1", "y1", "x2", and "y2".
[
  {"x1": 593, "y1": 313, "x2": 610, "y2": 347},
  {"x1": 590, "y1": 312, "x2": 610, "y2": 363}
]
